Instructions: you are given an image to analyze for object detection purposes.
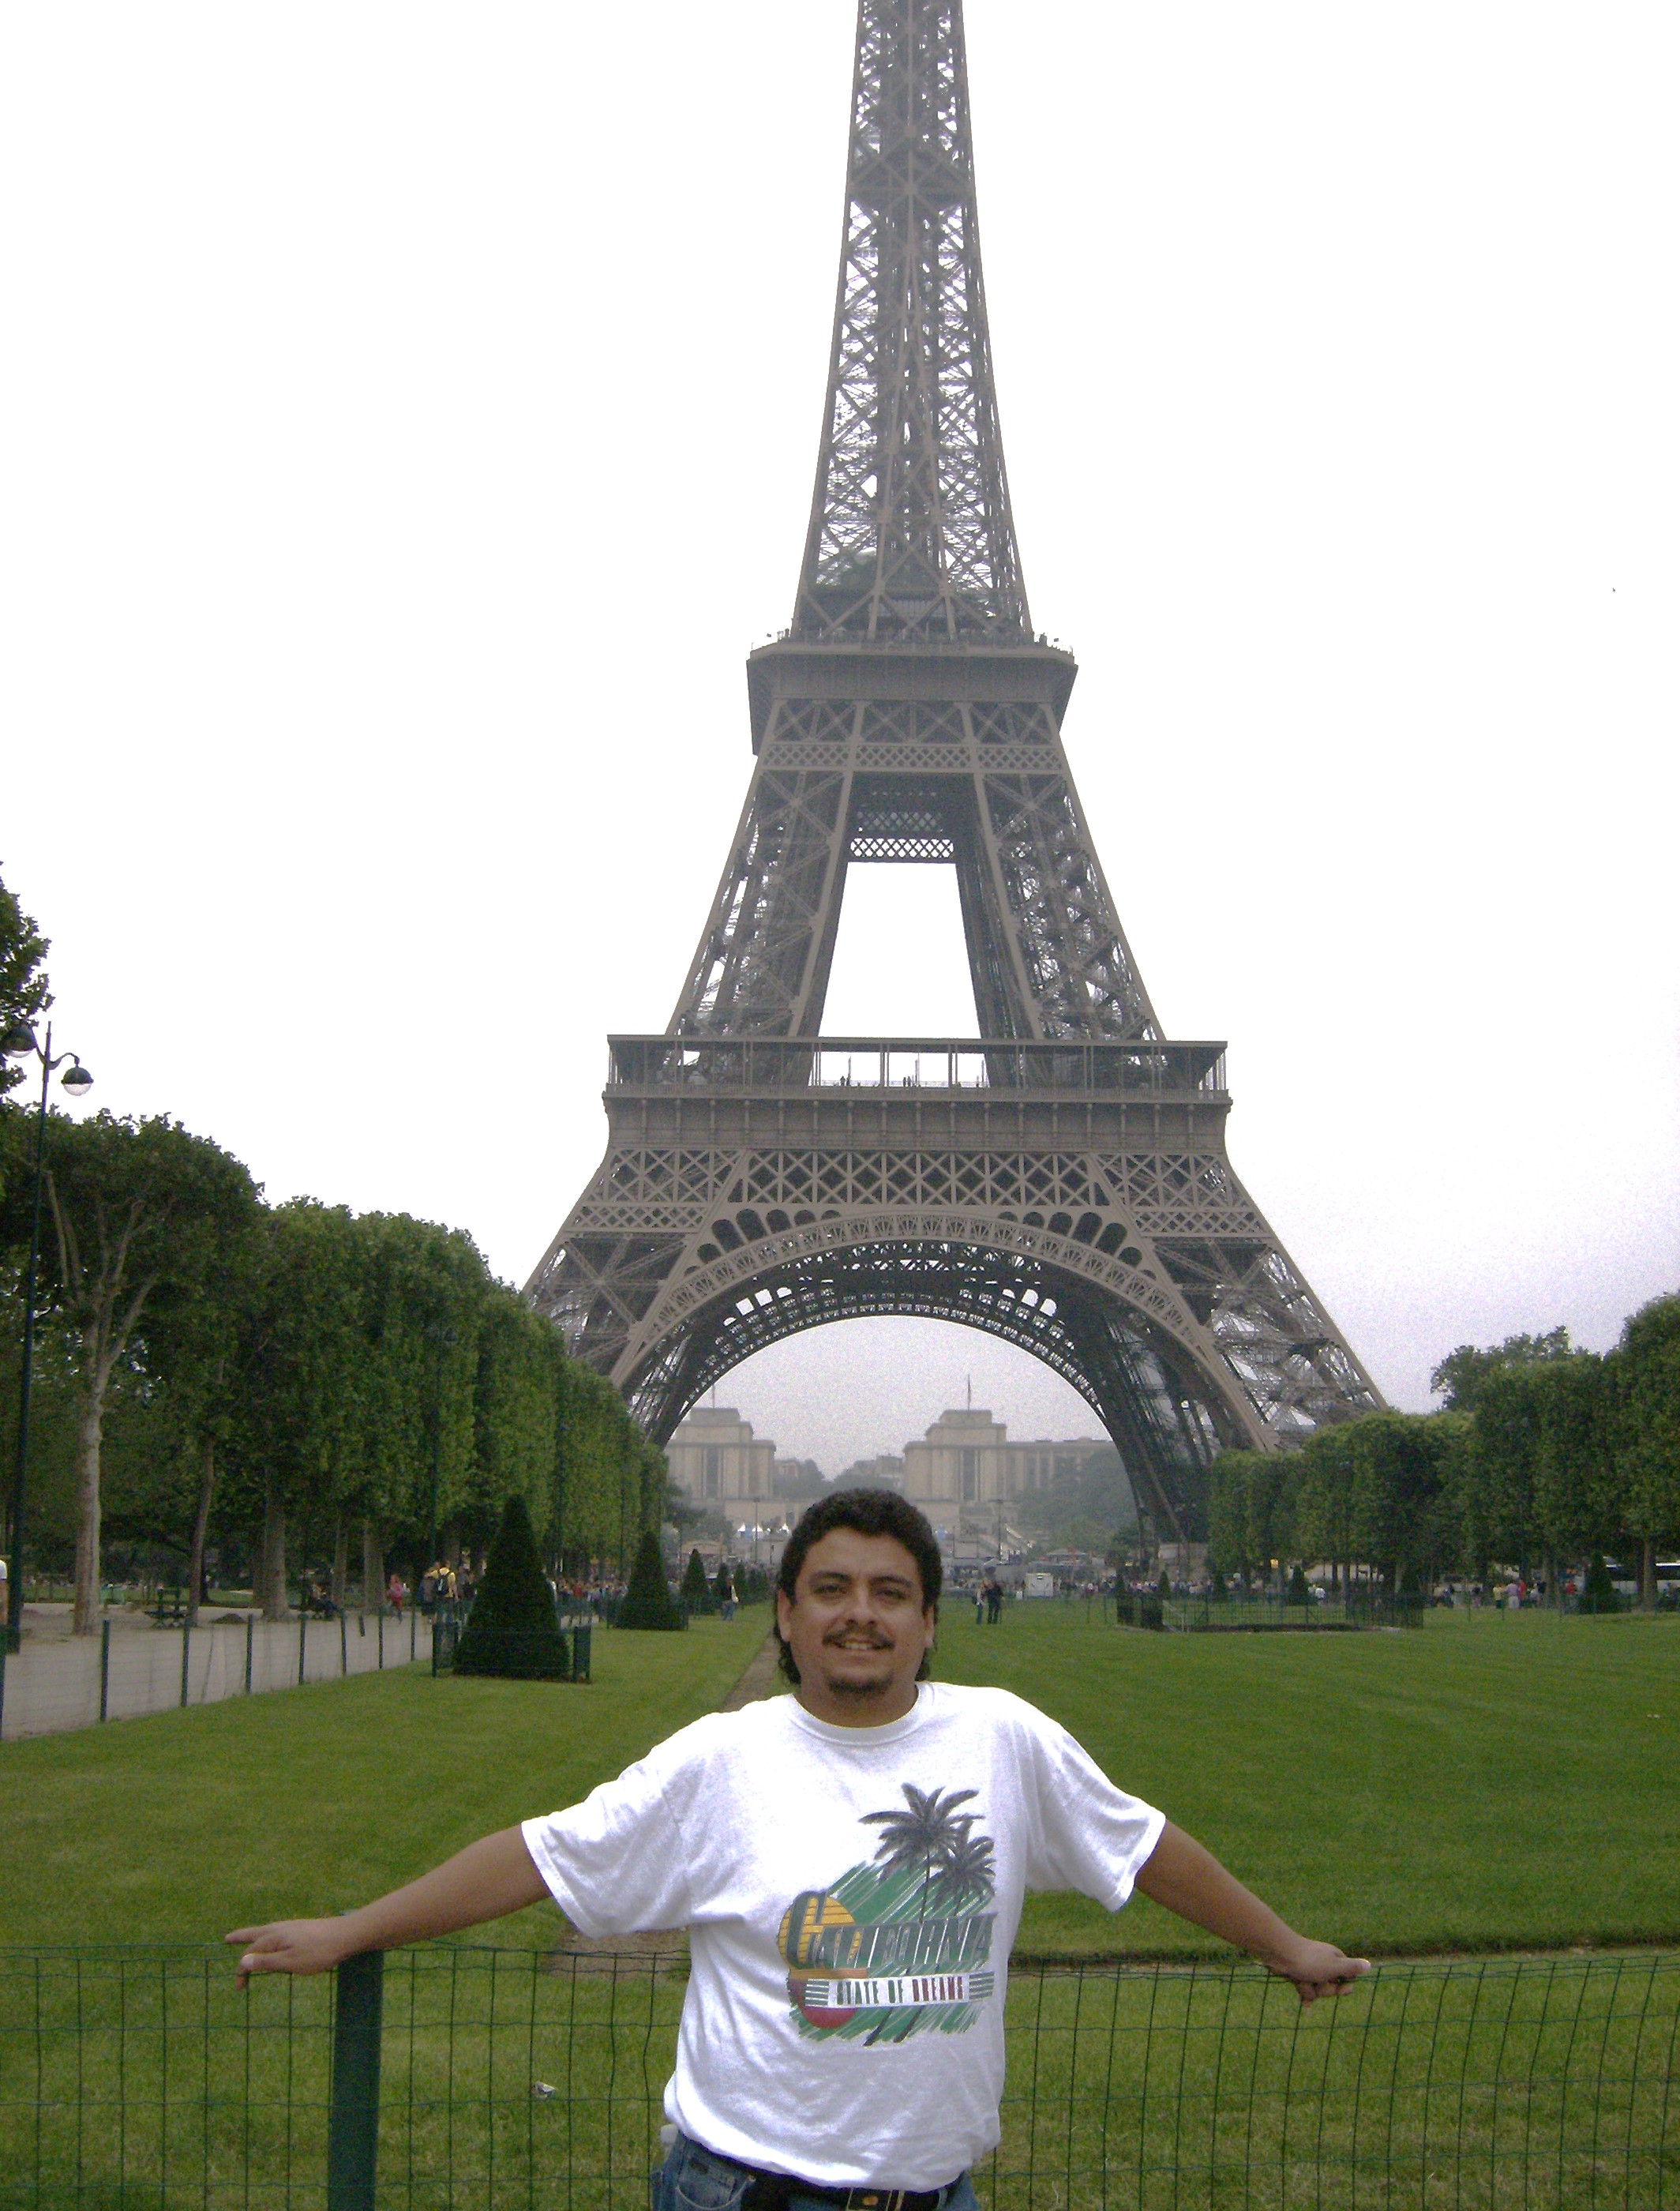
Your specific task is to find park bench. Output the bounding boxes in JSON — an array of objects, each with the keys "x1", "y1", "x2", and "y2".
[{"x1": 149, "y1": 1587, "x2": 188, "y2": 1625}]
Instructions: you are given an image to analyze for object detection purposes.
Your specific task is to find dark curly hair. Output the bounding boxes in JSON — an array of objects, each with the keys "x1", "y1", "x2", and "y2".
[{"x1": 774, "y1": 1489, "x2": 943, "y2": 1685}]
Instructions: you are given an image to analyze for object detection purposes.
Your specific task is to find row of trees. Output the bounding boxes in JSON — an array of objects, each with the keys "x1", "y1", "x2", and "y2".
[
  {"x1": 2, "y1": 861, "x2": 662, "y2": 1636},
  {"x1": 0, "y1": 1104, "x2": 665, "y2": 1631},
  {"x1": 1208, "y1": 1308, "x2": 1680, "y2": 1602}
]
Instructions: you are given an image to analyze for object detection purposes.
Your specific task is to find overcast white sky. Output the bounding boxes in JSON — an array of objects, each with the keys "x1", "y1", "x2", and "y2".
[{"x1": 4, "y1": 2, "x2": 1675, "y2": 1477}]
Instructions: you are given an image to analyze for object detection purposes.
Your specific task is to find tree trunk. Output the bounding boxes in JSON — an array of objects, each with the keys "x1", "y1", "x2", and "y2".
[
  {"x1": 71, "y1": 1379, "x2": 105, "y2": 1636},
  {"x1": 362, "y1": 1521, "x2": 383, "y2": 1616},
  {"x1": 1641, "y1": 1538, "x2": 1657, "y2": 1613},
  {"x1": 186, "y1": 1438, "x2": 216, "y2": 1628},
  {"x1": 331, "y1": 1517, "x2": 349, "y2": 1611},
  {"x1": 261, "y1": 1483, "x2": 288, "y2": 1620}
]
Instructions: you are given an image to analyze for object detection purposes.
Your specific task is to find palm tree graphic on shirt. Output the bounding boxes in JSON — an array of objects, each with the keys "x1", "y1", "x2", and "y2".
[
  {"x1": 861, "y1": 1785, "x2": 994, "y2": 1916},
  {"x1": 782, "y1": 1785, "x2": 999, "y2": 2043}
]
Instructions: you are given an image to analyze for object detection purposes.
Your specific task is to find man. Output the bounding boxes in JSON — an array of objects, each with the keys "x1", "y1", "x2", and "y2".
[{"x1": 230, "y1": 1490, "x2": 1367, "y2": 2211}]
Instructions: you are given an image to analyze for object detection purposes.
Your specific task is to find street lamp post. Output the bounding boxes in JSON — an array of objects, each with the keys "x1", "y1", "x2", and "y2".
[{"x1": 2, "y1": 1022, "x2": 94, "y2": 1651}]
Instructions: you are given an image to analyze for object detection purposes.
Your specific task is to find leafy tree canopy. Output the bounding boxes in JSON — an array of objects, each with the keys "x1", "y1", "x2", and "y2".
[
  {"x1": 1430, "y1": 1327, "x2": 1573, "y2": 1413},
  {"x1": 0, "y1": 865, "x2": 51, "y2": 1101}
]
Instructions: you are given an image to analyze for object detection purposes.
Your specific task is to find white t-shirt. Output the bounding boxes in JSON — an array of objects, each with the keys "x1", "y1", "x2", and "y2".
[{"x1": 521, "y1": 1681, "x2": 1164, "y2": 2188}]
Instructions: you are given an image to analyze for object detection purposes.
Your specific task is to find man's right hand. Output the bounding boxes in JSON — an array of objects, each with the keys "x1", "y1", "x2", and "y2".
[
  {"x1": 227, "y1": 1919, "x2": 358, "y2": 1988},
  {"x1": 223, "y1": 1827, "x2": 550, "y2": 1986}
]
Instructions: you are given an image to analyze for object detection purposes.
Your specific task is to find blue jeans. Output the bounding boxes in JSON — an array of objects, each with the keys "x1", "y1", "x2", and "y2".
[{"x1": 653, "y1": 2132, "x2": 978, "y2": 2211}]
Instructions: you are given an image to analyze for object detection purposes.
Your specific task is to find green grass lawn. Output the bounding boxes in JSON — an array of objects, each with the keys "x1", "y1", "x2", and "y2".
[
  {"x1": 0, "y1": 1611, "x2": 769, "y2": 1947},
  {"x1": 3, "y1": 1600, "x2": 1675, "y2": 1961},
  {"x1": 6, "y1": 1601, "x2": 1679, "y2": 2208},
  {"x1": 935, "y1": 1602, "x2": 1680, "y2": 1958}
]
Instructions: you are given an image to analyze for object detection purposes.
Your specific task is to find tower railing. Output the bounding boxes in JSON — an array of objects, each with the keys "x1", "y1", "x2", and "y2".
[{"x1": 608, "y1": 1038, "x2": 1228, "y2": 1098}]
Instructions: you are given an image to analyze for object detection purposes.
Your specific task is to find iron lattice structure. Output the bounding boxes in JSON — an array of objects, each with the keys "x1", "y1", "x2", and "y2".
[{"x1": 527, "y1": 0, "x2": 1382, "y2": 1540}]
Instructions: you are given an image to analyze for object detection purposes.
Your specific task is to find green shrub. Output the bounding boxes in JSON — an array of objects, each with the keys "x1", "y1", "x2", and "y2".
[
  {"x1": 1286, "y1": 1564, "x2": 1311, "y2": 1606},
  {"x1": 681, "y1": 1548, "x2": 714, "y2": 1615},
  {"x1": 449, "y1": 1496, "x2": 570, "y2": 1681},
  {"x1": 1579, "y1": 1552, "x2": 1622, "y2": 1615},
  {"x1": 618, "y1": 1529, "x2": 684, "y2": 1631}
]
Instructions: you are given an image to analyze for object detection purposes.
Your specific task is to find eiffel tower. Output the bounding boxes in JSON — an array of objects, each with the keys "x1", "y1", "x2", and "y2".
[{"x1": 527, "y1": 0, "x2": 1382, "y2": 1541}]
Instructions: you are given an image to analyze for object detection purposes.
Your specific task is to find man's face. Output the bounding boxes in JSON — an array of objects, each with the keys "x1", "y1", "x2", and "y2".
[{"x1": 776, "y1": 1528, "x2": 936, "y2": 1725}]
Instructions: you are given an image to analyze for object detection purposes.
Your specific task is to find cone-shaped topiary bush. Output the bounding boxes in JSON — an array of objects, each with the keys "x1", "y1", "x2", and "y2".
[
  {"x1": 1581, "y1": 1552, "x2": 1621, "y2": 1614},
  {"x1": 618, "y1": 1527, "x2": 684, "y2": 1630},
  {"x1": 1286, "y1": 1564, "x2": 1311, "y2": 1606},
  {"x1": 450, "y1": 1495, "x2": 570, "y2": 1680},
  {"x1": 713, "y1": 1559, "x2": 735, "y2": 1610},
  {"x1": 681, "y1": 1548, "x2": 714, "y2": 1615}
]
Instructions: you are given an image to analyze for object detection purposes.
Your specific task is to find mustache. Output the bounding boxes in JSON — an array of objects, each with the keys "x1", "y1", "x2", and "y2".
[{"x1": 823, "y1": 1627, "x2": 892, "y2": 1649}]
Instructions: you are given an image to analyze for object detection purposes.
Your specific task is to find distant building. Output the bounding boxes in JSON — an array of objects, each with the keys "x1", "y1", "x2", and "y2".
[
  {"x1": 901, "y1": 1410, "x2": 1120, "y2": 1542},
  {"x1": 666, "y1": 1407, "x2": 776, "y2": 1518}
]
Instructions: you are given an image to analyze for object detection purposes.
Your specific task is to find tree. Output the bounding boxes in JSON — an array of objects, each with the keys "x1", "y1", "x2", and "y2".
[
  {"x1": 231, "y1": 1203, "x2": 373, "y2": 1620},
  {"x1": 450, "y1": 1493, "x2": 570, "y2": 1680},
  {"x1": 5, "y1": 1112, "x2": 259, "y2": 1632},
  {"x1": 468, "y1": 1294, "x2": 560, "y2": 1552},
  {"x1": 1345, "y1": 1413, "x2": 1447, "y2": 1593},
  {"x1": 0, "y1": 867, "x2": 51, "y2": 1099},
  {"x1": 617, "y1": 1526, "x2": 683, "y2": 1629},
  {"x1": 1292, "y1": 1425, "x2": 1359, "y2": 1590},
  {"x1": 1528, "y1": 1354, "x2": 1622, "y2": 1600},
  {"x1": 1014, "y1": 1445, "x2": 1138, "y2": 1555},
  {"x1": 1206, "y1": 1449, "x2": 1294, "y2": 1584},
  {"x1": 681, "y1": 1546, "x2": 713, "y2": 1615},
  {"x1": 131, "y1": 1214, "x2": 261, "y2": 1624},
  {"x1": 665, "y1": 1480, "x2": 705, "y2": 1541},
  {"x1": 1612, "y1": 1293, "x2": 1680, "y2": 1609},
  {"x1": 1472, "y1": 1368, "x2": 1545, "y2": 1575},
  {"x1": 1430, "y1": 1328, "x2": 1573, "y2": 1413},
  {"x1": 862, "y1": 1784, "x2": 980, "y2": 1915}
]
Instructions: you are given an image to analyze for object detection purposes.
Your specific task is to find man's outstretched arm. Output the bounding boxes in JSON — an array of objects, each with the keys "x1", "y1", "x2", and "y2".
[
  {"x1": 1134, "y1": 1822, "x2": 1370, "y2": 2005},
  {"x1": 226, "y1": 1826, "x2": 548, "y2": 1985}
]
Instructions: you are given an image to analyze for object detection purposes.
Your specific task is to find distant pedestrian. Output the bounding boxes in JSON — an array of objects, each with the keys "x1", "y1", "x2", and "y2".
[
  {"x1": 386, "y1": 1571, "x2": 406, "y2": 1620},
  {"x1": 973, "y1": 1582, "x2": 985, "y2": 1624},
  {"x1": 985, "y1": 1577, "x2": 1003, "y2": 1625}
]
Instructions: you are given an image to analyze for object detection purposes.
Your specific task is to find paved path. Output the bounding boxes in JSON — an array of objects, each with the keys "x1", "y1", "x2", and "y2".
[{"x1": 0, "y1": 1603, "x2": 432, "y2": 1740}]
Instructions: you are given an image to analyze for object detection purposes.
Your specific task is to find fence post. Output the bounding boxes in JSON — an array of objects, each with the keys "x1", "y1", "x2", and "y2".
[
  {"x1": 298, "y1": 1612, "x2": 307, "y2": 1687},
  {"x1": 409, "y1": 1609, "x2": 416, "y2": 1662},
  {"x1": 179, "y1": 1623, "x2": 191, "y2": 1709},
  {"x1": 0, "y1": 1635, "x2": 6, "y2": 1740},
  {"x1": 377, "y1": 1613, "x2": 384, "y2": 1669},
  {"x1": 244, "y1": 1616, "x2": 253, "y2": 1695},
  {"x1": 340, "y1": 1614, "x2": 348, "y2": 1677},
  {"x1": 327, "y1": 1949, "x2": 384, "y2": 2211},
  {"x1": 99, "y1": 1618, "x2": 111, "y2": 1721}
]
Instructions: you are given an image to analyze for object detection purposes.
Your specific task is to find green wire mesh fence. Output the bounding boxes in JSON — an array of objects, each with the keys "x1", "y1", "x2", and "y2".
[{"x1": 2, "y1": 1947, "x2": 1675, "y2": 2209}]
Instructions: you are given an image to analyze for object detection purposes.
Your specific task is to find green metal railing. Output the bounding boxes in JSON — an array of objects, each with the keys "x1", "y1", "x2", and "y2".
[{"x1": 2, "y1": 1948, "x2": 1675, "y2": 2208}]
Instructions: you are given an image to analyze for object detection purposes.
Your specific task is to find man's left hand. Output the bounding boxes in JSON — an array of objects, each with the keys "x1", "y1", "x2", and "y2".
[{"x1": 1262, "y1": 1938, "x2": 1371, "y2": 2006}]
